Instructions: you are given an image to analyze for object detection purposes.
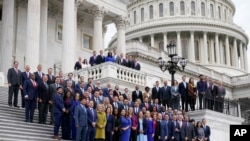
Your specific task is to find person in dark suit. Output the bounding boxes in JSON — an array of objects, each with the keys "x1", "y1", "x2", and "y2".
[
  {"x1": 164, "y1": 114, "x2": 173, "y2": 141},
  {"x1": 75, "y1": 81, "x2": 85, "y2": 98},
  {"x1": 178, "y1": 76, "x2": 189, "y2": 112},
  {"x1": 133, "y1": 58, "x2": 141, "y2": 71},
  {"x1": 211, "y1": 81, "x2": 218, "y2": 111},
  {"x1": 202, "y1": 118, "x2": 210, "y2": 141},
  {"x1": 122, "y1": 88, "x2": 129, "y2": 100},
  {"x1": 64, "y1": 81, "x2": 75, "y2": 97},
  {"x1": 205, "y1": 80, "x2": 215, "y2": 110},
  {"x1": 48, "y1": 77, "x2": 63, "y2": 125},
  {"x1": 38, "y1": 75, "x2": 49, "y2": 124},
  {"x1": 132, "y1": 85, "x2": 143, "y2": 102},
  {"x1": 21, "y1": 65, "x2": 31, "y2": 108},
  {"x1": 96, "y1": 50, "x2": 106, "y2": 65},
  {"x1": 161, "y1": 80, "x2": 172, "y2": 108},
  {"x1": 34, "y1": 64, "x2": 44, "y2": 84},
  {"x1": 74, "y1": 57, "x2": 83, "y2": 70},
  {"x1": 47, "y1": 68, "x2": 55, "y2": 85},
  {"x1": 197, "y1": 75, "x2": 207, "y2": 110},
  {"x1": 215, "y1": 81, "x2": 226, "y2": 113},
  {"x1": 117, "y1": 53, "x2": 126, "y2": 66},
  {"x1": 113, "y1": 85, "x2": 122, "y2": 97},
  {"x1": 86, "y1": 100, "x2": 97, "y2": 141},
  {"x1": 140, "y1": 97, "x2": 152, "y2": 111},
  {"x1": 154, "y1": 115, "x2": 161, "y2": 141},
  {"x1": 128, "y1": 55, "x2": 135, "y2": 68},
  {"x1": 157, "y1": 113, "x2": 168, "y2": 141},
  {"x1": 105, "y1": 106, "x2": 115, "y2": 141},
  {"x1": 74, "y1": 97, "x2": 88, "y2": 141},
  {"x1": 177, "y1": 115, "x2": 187, "y2": 141},
  {"x1": 171, "y1": 115, "x2": 180, "y2": 141},
  {"x1": 23, "y1": 73, "x2": 38, "y2": 123},
  {"x1": 184, "y1": 116, "x2": 196, "y2": 141},
  {"x1": 53, "y1": 86, "x2": 66, "y2": 140},
  {"x1": 112, "y1": 96, "x2": 122, "y2": 110},
  {"x1": 152, "y1": 81, "x2": 161, "y2": 104},
  {"x1": 7, "y1": 61, "x2": 22, "y2": 107},
  {"x1": 89, "y1": 50, "x2": 97, "y2": 66},
  {"x1": 133, "y1": 101, "x2": 141, "y2": 116},
  {"x1": 65, "y1": 73, "x2": 76, "y2": 89}
]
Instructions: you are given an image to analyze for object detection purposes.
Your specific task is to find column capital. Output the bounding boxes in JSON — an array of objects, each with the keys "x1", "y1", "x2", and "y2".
[
  {"x1": 75, "y1": 0, "x2": 83, "y2": 10},
  {"x1": 89, "y1": 5, "x2": 108, "y2": 20},
  {"x1": 203, "y1": 31, "x2": 207, "y2": 35},
  {"x1": 77, "y1": 15, "x2": 84, "y2": 25},
  {"x1": 17, "y1": 0, "x2": 28, "y2": 8},
  {"x1": 114, "y1": 15, "x2": 129, "y2": 29}
]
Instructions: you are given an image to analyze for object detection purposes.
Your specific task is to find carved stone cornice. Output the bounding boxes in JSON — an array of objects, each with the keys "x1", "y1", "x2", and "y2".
[
  {"x1": 114, "y1": 15, "x2": 130, "y2": 29},
  {"x1": 88, "y1": 5, "x2": 108, "y2": 20},
  {"x1": 77, "y1": 15, "x2": 84, "y2": 25},
  {"x1": 48, "y1": 4, "x2": 58, "y2": 17},
  {"x1": 75, "y1": 0, "x2": 83, "y2": 10},
  {"x1": 17, "y1": 0, "x2": 28, "y2": 8}
]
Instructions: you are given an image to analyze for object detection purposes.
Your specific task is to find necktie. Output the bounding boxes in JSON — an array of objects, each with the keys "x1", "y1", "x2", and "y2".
[
  {"x1": 44, "y1": 82, "x2": 48, "y2": 89},
  {"x1": 32, "y1": 80, "x2": 36, "y2": 87},
  {"x1": 15, "y1": 68, "x2": 18, "y2": 74},
  {"x1": 91, "y1": 108, "x2": 94, "y2": 121},
  {"x1": 26, "y1": 72, "x2": 29, "y2": 78}
]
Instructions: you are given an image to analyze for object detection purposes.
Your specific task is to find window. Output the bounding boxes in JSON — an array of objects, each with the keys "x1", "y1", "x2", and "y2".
[
  {"x1": 0, "y1": 5, "x2": 2, "y2": 21},
  {"x1": 218, "y1": 6, "x2": 221, "y2": 19},
  {"x1": 180, "y1": 1, "x2": 185, "y2": 15},
  {"x1": 195, "y1": 40, "x2": 200, "y2": 61},
  {"x1": 201, "y1": 2, "x2": 205, "y2": 16},
  {"x1": 170, "y1": 2, "x2": 174, "y2": 16},
  {"x1": 149, "y1": 5, "x2": 153, "y2": 19},
  {"x1": 207, "y1": 41, "x2": 210, "y2": 62},
  {"x1": 83, "y1": 34, "x2": 93, "y2": 50},
  {"x1": 210, "y1": 4, "x2": 214, "y2": 18},
  {"x1": 181, "y1": 39, "x2": 188, "y2": 59},
  {"x1": 159, "y1": 3, "x2": 163, "y2": 17},
  {"x1": 191, "y1": 1, "x2": 196, "y2": 15},
  {"x1": 134, "y1": 11, "x2": 136, "y2": 24},
  {"x1": 141, "y1": 8, "x2": 144, "y2": 21}
]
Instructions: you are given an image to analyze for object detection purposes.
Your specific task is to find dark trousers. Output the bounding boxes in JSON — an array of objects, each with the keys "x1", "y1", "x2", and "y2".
[
  {"x1": 105, "y1": 131, "x2": 113, "y2": 141},
  {"x1": 198, "y1": 93, "x2": 204, "y2": 109},
  {"x1": 113, "y1": 131, "x2": 119, "y2": 141},
  {"x1": 188, "y1": 96, "x2": 196, "y2": 111},
  {"x1": 76, "y1": 126, "x2": 87, "y2": 141},
  {"x1": 87, "y1": 127, "x2": 96, "y2": 141},
  {"x1": 8, "y1": 85, "x2": 19, "y2": 106},
  {"x1": 25, "y1": 100, "x2": 36, "y2": 121},
  {"x1": 38, "y1": 102, "x2": 48, "y2": 123},
  {"x1": 130, "y1": 129, "x2": 137, "y2": 141},
  {"x1": 49, "y1": 104, "x2": 54, "y2": 124},
  {"x1": 72, "y1": 119, "x2": 77, "y2": 140},
  {"x1": 54, "y1": 113, "x2": 62, "y2": 136},
  {"x1": 215, "y1": 98, "x2": 224, "y2": 113},
  {"x1": 204, "y1": 95, "x2": 214, "y2": 110},
  {"x1": 181, "y1": 96, "x2": 188, "y2": 111},
  {"x1": 162, "y1": 98, "x2": 171, "y2": 108},
  {"x1": 21, "y1": 90, "x2": 25, "y2": 108},
  {"x1": 62, "y1": 113, "x2": 72, "y2": 140}
]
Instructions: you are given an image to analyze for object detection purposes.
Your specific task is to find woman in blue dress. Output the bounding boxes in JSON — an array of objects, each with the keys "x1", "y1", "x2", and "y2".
[
  {"x1": 119, "y1": 109, "x2": 131, "y2": 141},
  {"x1": 105, "y1": 52, "x2": 115, "y2": 62},
  {"x1": 137, "y1": 111, "x2": 148, "y2": 141},
  {"x1": 146, "y1": 111, "x2": 154, "y2": 141}
]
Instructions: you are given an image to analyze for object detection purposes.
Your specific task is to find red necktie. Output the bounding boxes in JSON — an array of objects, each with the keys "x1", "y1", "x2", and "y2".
[{"x1": 32, "y1": 80, "x2": 36, "y2": 87}]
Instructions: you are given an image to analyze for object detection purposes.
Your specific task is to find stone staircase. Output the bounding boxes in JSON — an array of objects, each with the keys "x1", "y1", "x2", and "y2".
[{"x1": 0, "y1": 86, "x2": 64, "y2": 141}]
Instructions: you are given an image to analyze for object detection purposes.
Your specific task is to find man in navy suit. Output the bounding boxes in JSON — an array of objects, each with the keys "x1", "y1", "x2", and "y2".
[
  {"x1": 96, "y1": 50, "x2": 105, "y2": 65},
  {"x1": 47, "y1": 68, "x2": 55, "y2": 85},
  {"x1": 133, "y1": 58, "x2": 141, "y2": 71},
  {"x1": 86, "y1": 100, "x2": 97, "y2": 141},
  {"x1": 23, "y1": 73, "x2": 38, "y2": 123},
  {"x1": 197, "y1": 75, "x2": 207, "y2": 109},
  {"x1": 161, "y1": 80, "x2": 172, "y2": 108},
  {"x1": 75, "y1": 81, "x2": 85, "y2": 98},
  {"x1": 178, "y1": 76, "x2": 189, "y2": 112},
  {"x1": 74, "y1": 96, "x2": 88, "y2": 141},
  {"x1": 74, "y1": 57, "x2": 83, "y2": 70},
  {"x1": 38, "y1": 75, "x2": 49, "y2": 124},
  {"x1": 34, "y1": 64, "x2": 44, "y2": 84},
  {"x1": 132, "y1": 85, "x2": 143, "y2": 102},
  {"x1": 89, "y1": 50, "x2": 97, "y2": 66},
  {"x1": 152, "y1": 81, "x2": 161, "y2": 104},
  {"x1": 21, "y1": 65, "x2": 31, "y2": 108},
  {"x1": 53, "y1": 86, "x2": 66, "y2": 140},
  {"x1": 7, "y1": 61, "x2": 22, "y2": 107},
  {"x1": 202, "y1": 118, "x2": 211, "y2": 141},
  {"x1": 158, "y1": 113, "x2": 168, "y2": 141}
]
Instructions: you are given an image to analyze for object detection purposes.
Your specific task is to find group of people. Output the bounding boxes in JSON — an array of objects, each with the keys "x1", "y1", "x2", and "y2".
[
  {"x1": 7, "y1": 60, "x2": 230, "y2": 141},
  {"x1": 74, "y1": 49, "x2": 141, "y2": 71}
]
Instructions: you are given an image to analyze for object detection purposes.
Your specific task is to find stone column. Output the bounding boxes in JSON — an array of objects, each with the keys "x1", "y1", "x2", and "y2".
[
  {"x1": 163, "y1": 32, "x2": 168, "y2": 52},
  {"x1": 215, "y1": 33, "x2": 220, "y2": 64},
  {"x1": 115, "y1": 16, "x2": 128, "y2": 55},
  {"x1": 62, "y1": 0, "x2": 75, "y2": 73},
  {"x1": 243, "y1": 45, "x2": 248, "y2": 71},
  {"x1": 233, "y1": 38, "x2": 238, "y2": 68},
  {"x1": 40, "y1": 0, "x2": 48, "y2": 69},
  {"x1": 189, "y1": 31, "x2": 195, "y2": 62},
  {"x1": 103, "y1": 25, "x2": 107, "y2": 49},
  {"x1": 210, "y1": 39, "x2": 214, "y2": 64},
  {"x1": 150, "y1": 34, "x2": 154, "y2": 47},
  {"x1": 239, "y1": 42, "x2": 244, "y2": 70},
  {"x1": 219, "y1": 40, "x2": 224, "y2": 64},
  {"x1": 89, "y1": 6, "x2": 107, "y2": 52},
  {"x1": 177, "y1": 31, "x2": 182, "y2": 56},
  {"x1": 0, "y1": 0, "x2": 15, "y2": 79},
  {"x1": 203, "y1": 32, "x2": 208, "y2": 64},
  {"x1": 225, "y1": 35, "x2": 230, "y2": 66},
  {"x1": 26, "y1": 0, "x2": 41, "y2": 71}
]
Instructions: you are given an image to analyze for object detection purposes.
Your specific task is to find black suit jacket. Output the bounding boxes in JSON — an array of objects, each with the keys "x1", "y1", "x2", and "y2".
[
  {"x1": 21, "y1": 72, "x2": 31, "y2": 86},
  {"x1": 34, "y1": 71, "x2": 44, "y2": 84},
  {"x1": 132, "y1": 90, "x2": 143, "y2": 102},
  {"x1": 47, "y1": 74, "x2": 56, "y2": 85},
  {"x1": 48, "y1": 83, "x2": 62, "y2": 101},
  {"x1": 7, "y1": 68, "x2": 22, "y2": 85},
  {"x1": 203, "y1": 125, "x2": 211, "y2": 141},
  {"x1": 113, "y1": 90, "x2": 121, "y2": 97},
  {"x1": 178, "y1": 82, "x2": 188, "y2": 98},
  {"x1": 38, "y1": 82, "x2": 49, "y2": 103},
  {"x1": 152, "y1": 87, "x2": 161, "y2": 100},
  {"x1": 96, "y1": 55, "x2": 105, "y2": 64},
  {"x1": 161, "y1": 86, "x2": 171, "y2": 100},
  {"x1": 137, "y1": 118, "x2": 148, "y2": 135},
  {"x1": 134, "y1": 63, "x2": 141, "y2": 71},
  {"x1": 74, "y1": 61, "x2": 82, "y2": 70}
]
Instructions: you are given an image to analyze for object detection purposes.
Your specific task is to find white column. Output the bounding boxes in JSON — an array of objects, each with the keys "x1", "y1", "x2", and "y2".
[
  {"x1": 26, "y1": 0, "x2": 41, "y2": 71},
  {"x1": 225, "y1": 35, "x2": 230, "y2": 66},
  {"x1": 103, "y1": 25, "x2": 107, "y2": 49},
  {"x1": 219, "y1": 40, "x2": 223, "y2": 64},
  {"x1": 239, "y1": 42, "x2": 244, "y2": 70},
  {"x1": 233, "y1": 38, "x2": 238, "y2": 68},
  {"x1": 40, "y1": 0, "x2": 48, "y2": 69},
  {"x1": 189, "y1": 31, "x2": 195, "y2": 62},
  {"x1": 150, "y1": 34, "x2": 154, "y2": 47},
  {"x1": 177, "y1": 31, "x2": 182, "y2": 56},
  {"x1": 115, "y1": 16, "x2": 128, "y2": 55},
  {"x1": 163, "y1": 32, "x2": 168, "y2": 52},
  {"x1": 210, "y1": 39, "x2": 214, "y2": 64},
  {"x1": 62, "y1": 0, "x2": 75, "y2": 73},
  {"x1": 215, "y1": 33, "x2": 220, "y2": 64},
  {"x1": 203, "y1": 32, "x2": 208, "y2": 64},
  {"x1": 243, "y1": 45, "x2": 248, "y2": 71},
  {"x1": 0, "y1": 0, "x2": 15, "y2": 79},
  {"x1": 89, "y1": 6, "x2": 107, "y2": 52}
]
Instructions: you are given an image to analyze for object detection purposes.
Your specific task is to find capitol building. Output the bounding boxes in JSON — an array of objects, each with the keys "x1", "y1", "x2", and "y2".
[{"x1": 0, "y1": 0, "x2": 250, "y2": 140}]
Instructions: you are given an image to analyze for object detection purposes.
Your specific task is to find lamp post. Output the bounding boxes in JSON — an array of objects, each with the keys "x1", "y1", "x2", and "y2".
[{"x1": 158, "y1": 42, "x2": 187, "y2": 86}]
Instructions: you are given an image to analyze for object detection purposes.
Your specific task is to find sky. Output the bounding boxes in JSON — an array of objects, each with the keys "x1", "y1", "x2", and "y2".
[{"x1": 104, "y1": 0, "x2": 250, "y2": 72}]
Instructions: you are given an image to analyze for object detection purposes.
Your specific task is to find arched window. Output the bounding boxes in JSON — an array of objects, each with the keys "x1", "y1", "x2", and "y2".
[
  {"x1": 218, "y1": 6, "x2": 221, "y2": 19},
  {"x1": 159, "y1": 3, "x2": 163, "y2": 17},
  {"x1": 180, "y1": 1, "x2": 185, "y2": 15},
  {"x1": 134, "y1": 11, "x2": 136, "y2": 24},
  {"x1": 210, "y1": 4, "x2": 214, "y2": 18},
  {"x1": 195, "y1": 40, "x2": 200, "y2": 61},
  {"x1": 201, "y1": 2, "x2": 205, "y2": 16},
  {"x1": 141, "y1": 8, "x2": 144, "y2": 21},
  {"x1": 149, "y1": 5, "x2": 153, "y2": 19},
  {"x1": 191, "y1": 1, "x2": 196, "y2": 15},
  {"x1": 170, "y1": 2, "x2": 174, "y2": 16},
  {"x1": 181, "y1": 39, "x2": 188, "y2": 59}
]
